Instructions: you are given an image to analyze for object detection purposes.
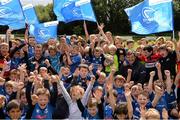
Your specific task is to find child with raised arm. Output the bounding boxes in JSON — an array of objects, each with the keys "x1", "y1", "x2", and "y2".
[
  {"x1": 59, "y1": 75, "x2": 95, "y2": 119},
  {"x1": 148, "y1": 70, "x2": 177, "y2": 119},
  {"x1": 66, "y1": 45, "x2": 81, "y2": 73},
  {"x1": 77, "y1": 96, "x2": 104, "y2": 119},
  {"x1": 47, "y1": 45, "x2": 61, "y2": 73},
  {"x1": 106, "y1": 79, "x2": 133, "y2": 119},
  {"x1": 25, "y1": 74, "x2": 58, "y2": 119}
]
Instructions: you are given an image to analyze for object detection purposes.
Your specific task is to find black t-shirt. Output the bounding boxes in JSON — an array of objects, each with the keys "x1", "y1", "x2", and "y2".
[{"x1": 159, "y1": 51, "x2": 176, "y2": 79}]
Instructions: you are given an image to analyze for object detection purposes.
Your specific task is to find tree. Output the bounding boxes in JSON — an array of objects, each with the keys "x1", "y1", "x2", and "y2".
[
  {"x1": 174, "y1": 0, "x2": 180, "y2": 30},
  {"x1": 35, "y1": 4, "x2": 56, "y2": 22}
]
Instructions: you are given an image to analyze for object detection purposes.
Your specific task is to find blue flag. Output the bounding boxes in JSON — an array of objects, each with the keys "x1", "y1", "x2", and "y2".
[
  {"x1": 23, "y1": 4, "x2": 39, "y2": 25},
  {"x1": 0, "y1": 0, "x2": 25, "y2": 25},
  {"x1": 125, "y1": 0, "x2": 173, "y2": 35},
  {"x1": 8, "y1": 4, "x2": 39, "y2": 30},
  {"x1": 53, "y1": 0, "x2": 96, "y2": 23},
  {"x1": 8, "y1": 20, "x2": 25, "y2": 30},
  {"x1": 29, "y1": 21, "x2": 58, "y2": 44}
]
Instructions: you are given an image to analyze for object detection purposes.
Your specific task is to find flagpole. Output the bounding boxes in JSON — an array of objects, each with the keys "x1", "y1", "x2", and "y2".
[
  {"x1": 173, "y1": 30, "x2": 175, "y2": 40},
  {"x1": 172, "y1": 1, "x2": 175, "y2": 41}
]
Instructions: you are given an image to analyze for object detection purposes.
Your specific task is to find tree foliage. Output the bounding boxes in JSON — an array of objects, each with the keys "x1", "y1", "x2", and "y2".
[{"x1": 35, "y1": 4, "x2": 56, "y2": 22}]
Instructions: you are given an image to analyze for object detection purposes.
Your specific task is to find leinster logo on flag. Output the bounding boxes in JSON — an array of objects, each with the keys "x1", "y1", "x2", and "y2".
[
  {"x1": 53, "y1": 0, "x2": 97, "y2": 23},
  {"x1": 38, "y1": 28, "x2": 51, "y2": 39},
  {"x1": 0, "y1": 7, "x2": 13, "y2": 18},
  {"x1": 0, "y1": 0, "x2": 12, "y2": 5},
  {"x1": 142, "y1": 7, "x2": 156, "y2": 24}
]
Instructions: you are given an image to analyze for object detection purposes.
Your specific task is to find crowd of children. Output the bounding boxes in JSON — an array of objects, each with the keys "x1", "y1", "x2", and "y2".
[{"x1": 0, "y1": 22, "x2": 179, "y2": 119}]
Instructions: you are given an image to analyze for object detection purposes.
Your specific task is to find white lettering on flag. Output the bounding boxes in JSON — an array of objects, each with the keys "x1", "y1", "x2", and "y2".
[
  {"x1": 149, "y1": 0, "x2": 172, "y2": 6},
  {"x1": 75, "y1": 0, "x2": 90, "y2": 7}
]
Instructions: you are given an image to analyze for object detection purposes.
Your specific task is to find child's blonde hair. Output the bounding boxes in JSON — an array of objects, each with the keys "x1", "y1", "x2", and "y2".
[
  {"x1": 0, "y1": 42, "x2": 8, "y2": 47},
  {"x1": 145, "y1": 108, "x2": 160, "y2": 119},
  {"x1": 100, "y1": 72, "x2": 106, "y2": 78},
  {"x1": 48, "y1": 45, "x2": 57, "y2": 51},
  {"x1": 108, "y1": 44, "x2": 117, "y2": 51},
  {"x1": 5, "y1": 81, "x2": 13, "y2": 88},
  {"x1": 36, "y1": 88, "x2": 50, "y2": 98}
]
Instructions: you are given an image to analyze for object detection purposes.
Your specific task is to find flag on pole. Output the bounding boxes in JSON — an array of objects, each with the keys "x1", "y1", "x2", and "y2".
[
  {"x1": 0, "y1": 0, "x2": 25, "y2": 25},
  {"x1": 23, "y1": 4, "x2": 39, "y2": 25},
  {"x1": 8, "y1": 20, "x2": 25, "y2": 30},
  {"x1": 124, "y1": 0, "x2": 173, "y2": 35},
  {"x1": 29, "y1": 21, "x2": 58, "y2": 44},
  {"x1": 8, "y1": 4, "x2": 40, "y2": 30},
  {"x1": 53, "y1": 0, "x2": 96, "y2": 23}
]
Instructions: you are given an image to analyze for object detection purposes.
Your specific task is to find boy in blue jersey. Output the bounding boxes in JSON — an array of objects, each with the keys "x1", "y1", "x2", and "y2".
[
  {"x1": 25, "y1": 75, "x2": 58, "y2": 119},
  {"x1": 148, "y1": 70, "x2": 178, "y2": 119},
  {"x1": 66, "y1": 45, "x2": 81, "y2": 73},
  {"x1": 150, "y1": 70, "x2": 178, "y2": 118},
  {"x1": 47, "y1": 45, "x2": 61, "y2": 73},
  {"x1": 104, "y1": 89, "x2": 118, "y2": 119},
  {"x1": 113, "y1": 75, "x2": 126, "y2": 103},
  {"x1": 27, "y1": 36, "x2": 36, "y2": 58},
  {"x1": 18, "y1": 88, "x2": 29, "y2": 119},
  {"x1": 105, "y1": 76, "x2": 133, "y2": 119},
  {"x1": 94, "y1": 71, "x2": 106, "y2": 87},
  {"x1": 77, "y1": 97, "x2": 104, "y2": 119},
  {"x1": 74, "y1": 64, "x2": 91, "y2": 89},
  {"x1": 59, "y1": 66, "x2": 72, "y2": 88},
  {"x1": 82, "y1": 46, "x2": 91, "y2": 65},
  {"x1": 89, "y1": 47, "x2": 105, "y2": 75},
  {"x1": 131, "y1": 86, "x2": 163, "y2": 119},
  {"x1": 4, "y1": 81, "x2": 17, "y2": 103}
]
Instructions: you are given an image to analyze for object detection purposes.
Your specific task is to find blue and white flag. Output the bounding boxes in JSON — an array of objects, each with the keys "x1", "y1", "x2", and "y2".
[
  {"x1": 0, "y1": 0, "x2": 25, "y2": 25},
  {"x1": 8, "y1": 20, "x2": 25, "y2": 30},
  {"x1": 23, "y1": 4, "x2": 39, "y2": 25},
  {"x1": 29, "y1": 21, "x2": 58, "y2": 44},
  {"x1": 53, "y1": 0, "x2": 96, "y2": 23},
  {"x1": 125, "y1": 0, "x2": 173, "y2": 35}
]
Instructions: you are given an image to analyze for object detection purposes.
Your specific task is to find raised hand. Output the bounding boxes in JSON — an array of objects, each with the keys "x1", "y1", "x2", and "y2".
[
  {"x1": 162, "y1": 108, "x2": 168, "y2": 119},
  {"x1": 124, "y1": 83, "x2": 131, "y2": 91},
  {"x1": 17, "y1": 82, "x2": 24, "y2": 91},
  {"x1": 97, "y1": 23, "x2": 104, "y2": 32},
  {"x1": 6, "y1": 29, "x2": 13, "y2": 35},
  {"x1": 28, "y1": 75, "x2": 35, "y2": 83},
  {"x1": 90, "y1": 75, "x2": 96, "y2": 84},
  {"x1": 154, "y1": 85, "x2": 163, "y2": 96},
  {"x1": 110, "y1": 65, "x2": 116, "y2": 74},
  {"x1": 156, "y1": 62, "x2": 161, "y2": 70},
  {"x1": 44, "y1": 59, "x2": 51, "y2": 67},
  {"x1": 93, "y1": 92, "x2": 102, "y2": 103},
  {"x1": 125, "y1": 89, "x2": 131, "y2": 97},
  {"x1": 51, "y1": 75, "x2": 59, "y2": 83},
  {"x1": 164, "y1": 70, "x2": 170, "y2": 77},
  {"x1": 31, "y1": 94, "x2": 38, "y2": 104},
  {"x1": 128, "y1": 69, "x2": 132, "y2": 74},
  {"x1": 150, "y1": 71, "x2": 155, "y2": 77}
]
